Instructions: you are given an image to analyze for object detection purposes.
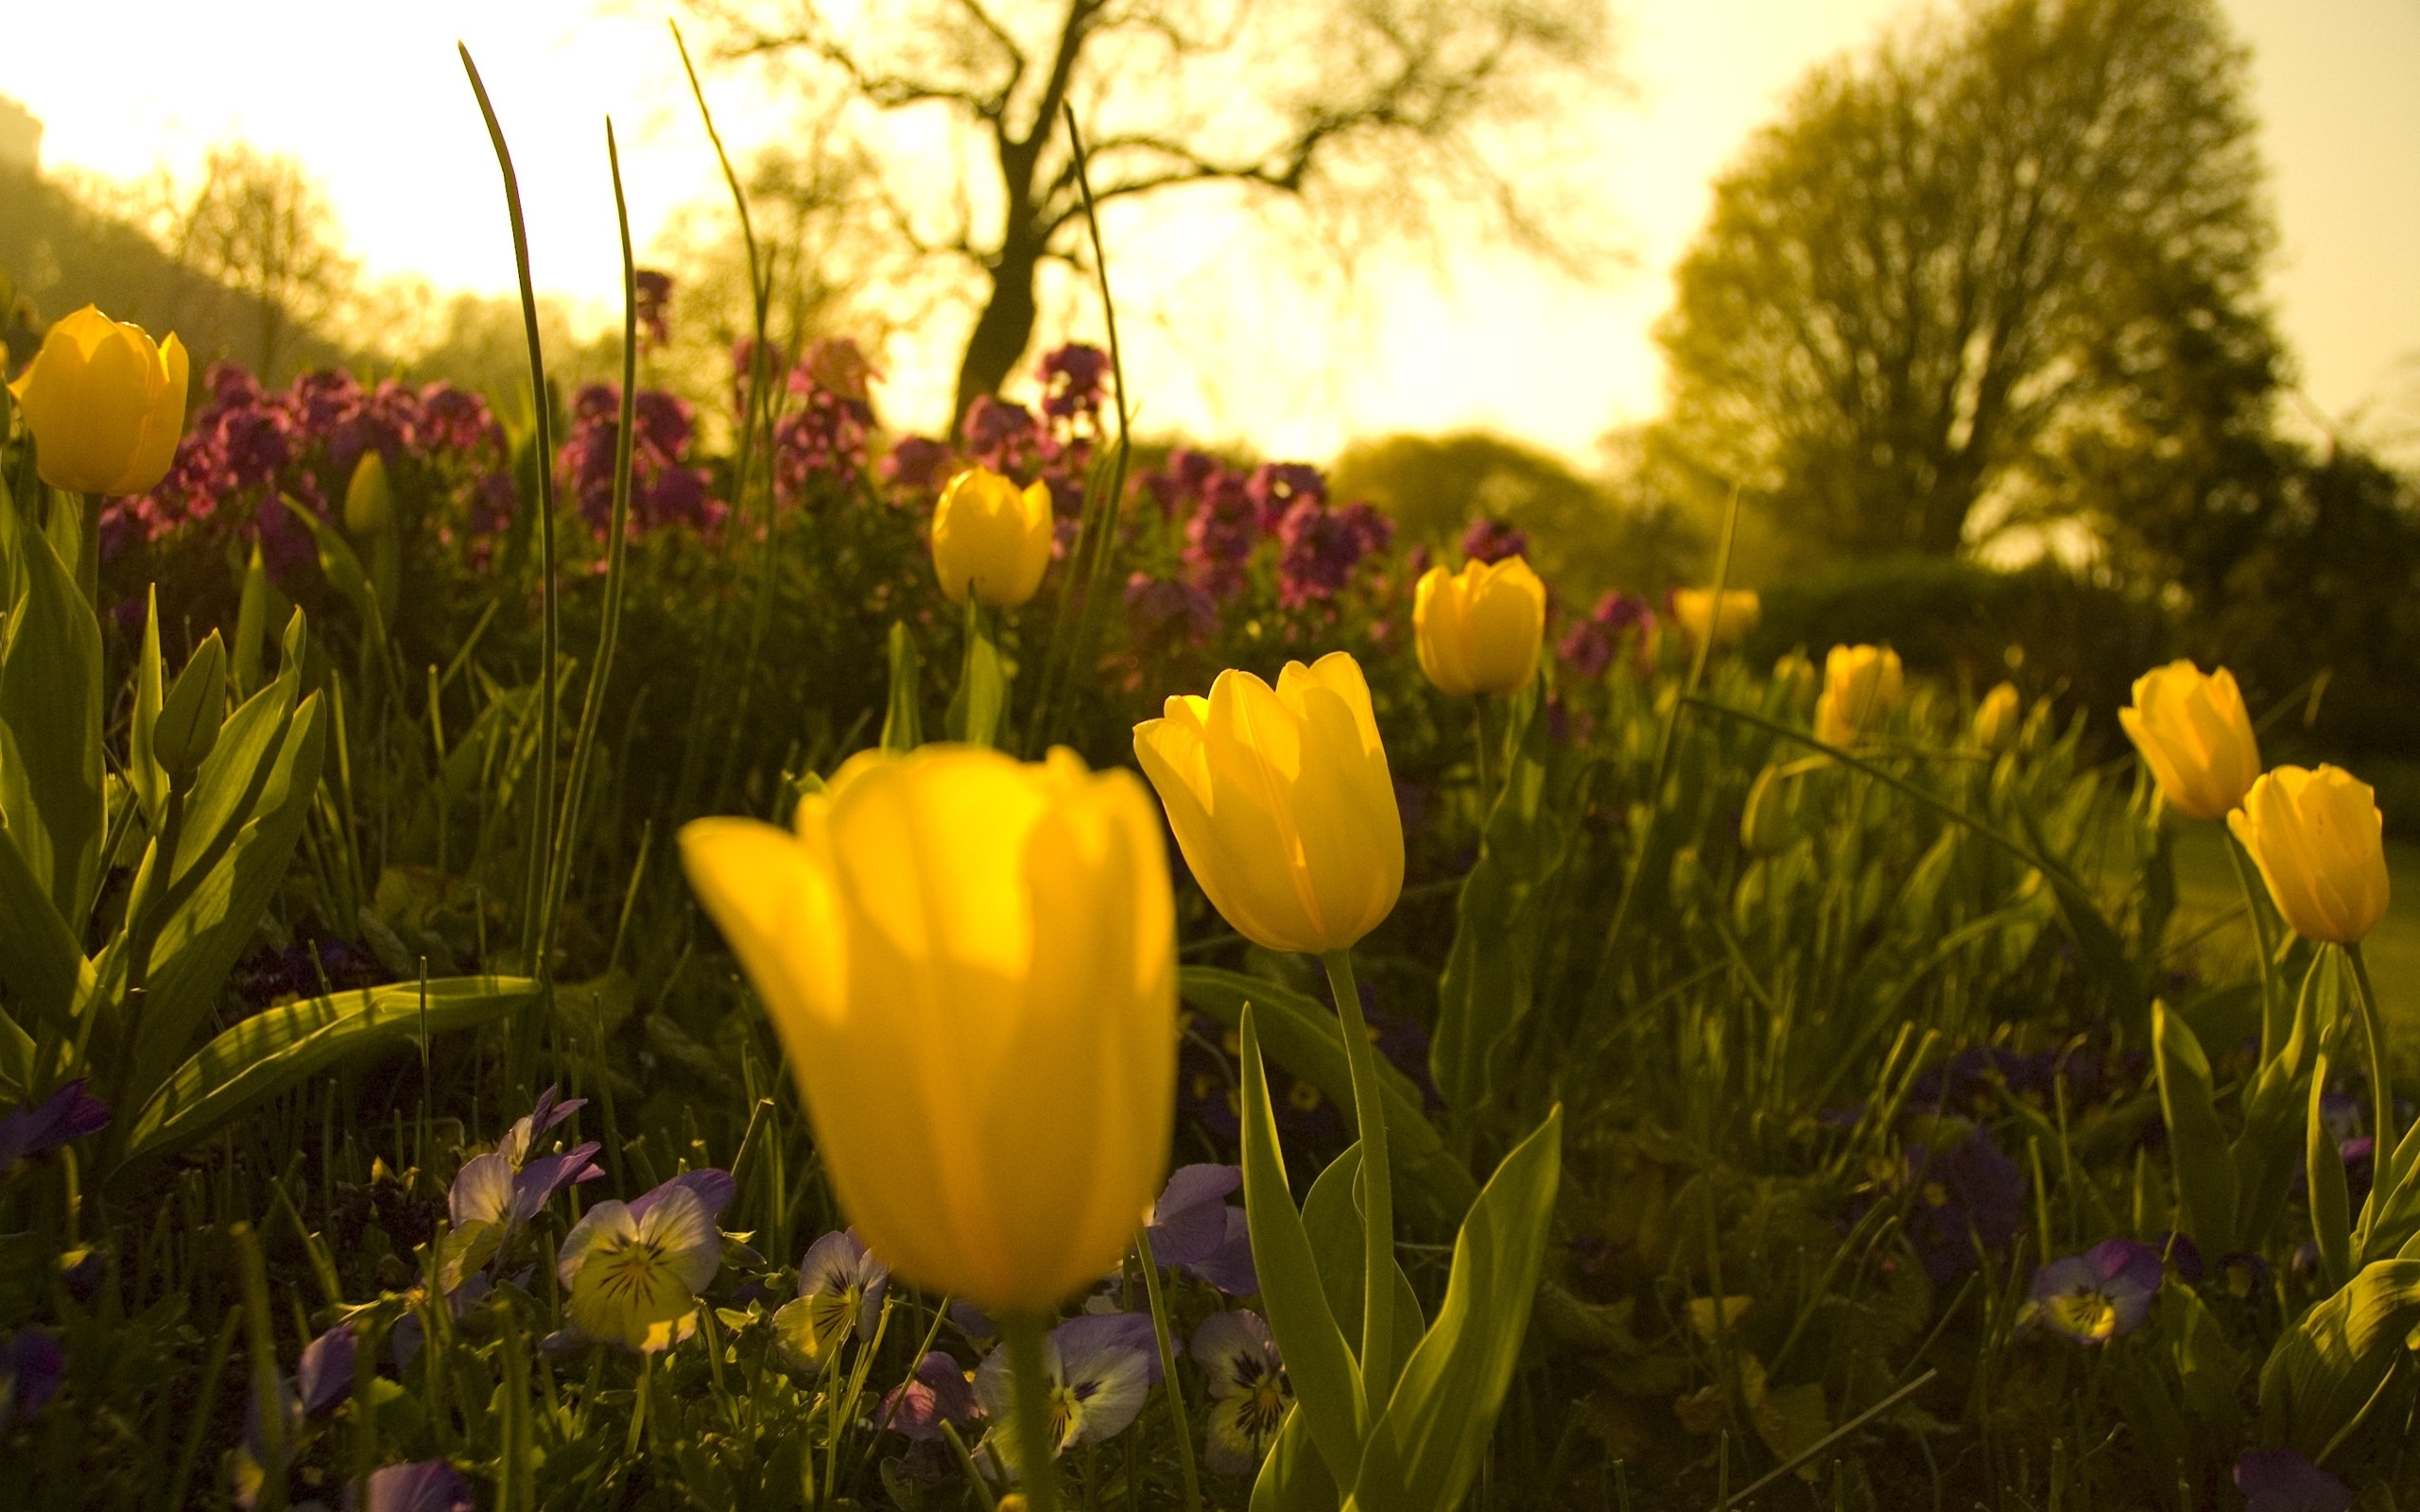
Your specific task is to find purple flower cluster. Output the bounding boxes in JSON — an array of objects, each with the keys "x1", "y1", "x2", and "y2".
[
  {"x1": 124, "y1": 365, "x2": 512, "y2": 579},
  {"x1": 1558, "y1": 591, "x2": 1656, "y2": 679},
  {"x1": 1038, "y1": 342, "x2": 1110, "y2": 423},
  {"x1": 1901, "y1": 1124, "x2": 2027, "y2": 1285},
  {"x1": 1460, "y1": 516, "x2": 1529, "y2": 564},
  {"x1": 772, "y1": 337, "x2": 879, "y2": 504},
  {"x1": 1144, "y1": 451, "x2": 1386, "y2": 610},
  {"x1": 556, "y1": 384, "x2": 721, "y2": 539},
  {"x1": 633, "y1": 269, "x2": 674, "y2": 349}
]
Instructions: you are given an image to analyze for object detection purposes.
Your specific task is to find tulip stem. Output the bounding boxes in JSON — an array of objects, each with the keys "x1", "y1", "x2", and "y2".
[
  {"x1": 1473, "y1": 698, "x2": 1495, "y2": 809},
  {"x1": 1001, "y1": 1310, "x2": 1065, "y2": 1512},
  {"x1": 1322, "y1": 946, "x2": 1396, "y2": 1405},
  {"x1": 2225, "y1": 832, "x2": 2285, "y2": 1061},
  {"x1": 1132, "y1": 1228, "x2": 1204, "y2": 1512},
  {"x1": 2344, "y1": 943, "x2": 2397, "y2": 1191}
]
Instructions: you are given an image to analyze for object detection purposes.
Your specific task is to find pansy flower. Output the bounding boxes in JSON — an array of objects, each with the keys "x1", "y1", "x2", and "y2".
[
  {"x1": 974, "y1": 1312, "x2": 1161, "y2": 1474},
  {"x1": 1192, "y1": 1310, "x2": 1291, "y2": 1474},
  {"x1": 1146, "y1": 1164, "x2": 1258, "y2": 1295},
  {"x1": 0, "y1": 1080, "x2": 110, "y2": 1172},
  {"x1": 2024, "y1": 1238, "x2": 2163, "y2": 1343},
  {"x1": 347, "y1": 1459, "x2": 475, "y2": 1512},
  {"x1": 556, "y1": 1183, "x2": 721, "y2": 1351},
  {"x1": 774, "y1": 1228, "x2": 890, "y2": 1372},
  {"x1": 880, "y1": 1349, "x2": 983, "y2": 1441},
  {"x1": 297, "y1": 1323, "x2": 358, "y2": 1417},
  {"x1": 2234, "y1": 1448, "x2": 2353, "y2": 1512},
  {"x1": 0, "y1": 1329, "x2": 65, "y2": 1431},
  {"x1": 439, "y1": 1103, "x2": 602, "y2": 1291}
]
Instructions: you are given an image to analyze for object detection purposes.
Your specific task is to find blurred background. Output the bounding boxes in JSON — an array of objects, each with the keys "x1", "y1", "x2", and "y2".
[{"x1": 3, "y1": 0, "x2": 2416, "y2": 794}]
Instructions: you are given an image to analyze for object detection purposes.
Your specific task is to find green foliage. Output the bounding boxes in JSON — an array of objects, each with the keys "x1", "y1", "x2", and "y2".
[{"x1": 1652, "y1": 0, "x2": 2278, "y2": 564}]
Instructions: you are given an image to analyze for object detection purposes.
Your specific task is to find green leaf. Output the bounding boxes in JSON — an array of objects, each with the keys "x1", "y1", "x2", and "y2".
[
  {"x1": 1432, "y1": 693, "x2": 1595, "y2": 1127},
  {"x1": 1183, "y1": 967, "x2": 1478, "y2": 1229},
  {"x1": 1250, "y1": 1407, "x2": 1337, "y2": 1512},
  {"x1": 280, "y1": 492, "x2": 386, "y2": 641},
  {"x1": 1238, "y1": 1003, "x2": 1366, "y2": 1493},
  {"x1": 173, "y1": 624, "x2": 304, "y2": 886},
  {"x1": 2159, "y1": 1282, "x2": 2244, "y2": 1447},
  {"x1": 130, "y1": 588, "x2": 168, "y2": 826},
  {"x1": 2258, "y1": 1258, "x2": 2420, "y2": 1460},
  {"x1": 1350, "y1": 1105, "x2": 1563, "y2": 1512},
  {"x1": 0, "y1": 816, "x2": 82, "y2": 1037},
  {"x1": 1301, "y1": 1144, "x2": 1426, "y2": 1350},
  {"x1": 881, "y1": 621, "x2": 923, "y2": 752},
  {"x1": 2308, "y1": 1057, "x2": 2353, "y2": 1293},
  {"x1": 123, "y1": 693, "x2": 327, "y2": 1117},
  {"x1": 0, "y1": 513, "x2": 104, "y2": 930},
  {"x1": 231, "y1": 541, "x2": 273, "y2": 696},
  {"x1": 154, "y1": 634, "x2": 229, "y2": 779},
  {"x1": 2234, "y1": 954, "x2": 2324, "y2": 1253},
  {"x1": 2152, "y1": 1001, "x2": 2238, "y2": 1254},
  {"x1": 123, "y1": 975, "x2": 540, "y2": 1160},
  {"x1": 943, "y1": 600, "x2": 1011, "y2": 748}
]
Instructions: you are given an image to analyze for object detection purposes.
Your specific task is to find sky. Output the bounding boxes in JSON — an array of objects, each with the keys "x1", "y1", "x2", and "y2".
[{"x1": 5, "y1": 0, "x2": 2416, "y2": 467}]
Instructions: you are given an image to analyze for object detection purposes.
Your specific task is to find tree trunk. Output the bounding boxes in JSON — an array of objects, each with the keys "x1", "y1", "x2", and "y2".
[{"x1": 951, "y1": 238, "x2": 1043, "y2": 433}]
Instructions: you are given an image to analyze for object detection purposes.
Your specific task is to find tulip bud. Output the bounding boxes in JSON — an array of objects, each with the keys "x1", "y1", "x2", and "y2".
[
  {"x1": 344, "y1": 450, "x2": 393, "y2": 535},
  {"x1": 2227, "y1": 765, "x2": 2389, "y2": 944},
  {"x1": 1813, "y1": 644, "x2": 1904, "y2": 748},
  {"x1": 7, "y1": 305, "x2": 189, "y2": 496},
  {"x1": 932, "y1": 466, "x2": 1053, "y2": 608},
  {"x1": 1771, "y1": 652, "x2": 1818, "y2": 713},
  {"x1": 154, "y1": 633, "x2": 228, "y2": 779},
  {"x1": 1973, "y1": 681, "x2": 2022, "y2": 754},
  {"x1": 1671, "y1": 589, "x2": 1760, "y2": 652},
  {"x1": 1413, "y1": 556, "x2": 1547, "y2": 696},
  {"x1": 1740, "y1": 763, "x2": 1807, "y2": 855},
  {"x1": 1132, "y1": 652, "x2": 1404, "y2": 956},
  {"x1": 680, "y1": 745, "x2": 1175, "y2": 1312},
  {"x1": 2118, "y1": 662, "x2": 2258, "y2": 821}
]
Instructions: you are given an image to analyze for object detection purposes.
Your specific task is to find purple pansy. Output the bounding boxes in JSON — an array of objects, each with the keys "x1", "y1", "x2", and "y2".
[
  {"x1": 880, "y1": 1349, "x2": 982, "y2": 1441},
  {"x1": 1192, "y1": 1310, "x2": 1290, "y2": 1475},
  {"x1": 347, "y1": 1460, "x2": 475, "y2": 1512},
  {"x1": 0, "y1": 1330, "x2": 65, "y2": 1430},
  {"x1": 2026, "y1": 1238, "x2": 2164, "y2": 1343},
  {"x1": 297, "y1": 1324, "x2": 357, "y2": 1416},
  {"x1": 774, "y1": 1228, "x2": 890, "y2": 1371},
  {"x1": 974, "y1": 1312, "x2": 1161, "y2": 1472},
  {"x1": 1146, "y1": 1164, "x2": 1258, "y2": 1296},
  {"x1": 2234, "y1": 1449, "x2": 2353, "y2": 1512},
  {"x1": 0, "y1": 1080, "x2": 111, "y2": 1169}
]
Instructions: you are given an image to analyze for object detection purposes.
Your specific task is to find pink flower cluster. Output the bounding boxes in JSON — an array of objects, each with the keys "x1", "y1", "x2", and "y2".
[
  {"x1": 123, "y1": 365, "x2": 512, "y2": 582},
  {"x1": 1558, "y1": 590, "x2": 1657, "y2": 679}
]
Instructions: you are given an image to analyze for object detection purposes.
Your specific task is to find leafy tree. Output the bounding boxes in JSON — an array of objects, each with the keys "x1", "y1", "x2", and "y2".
[
  {"x1": 690, "y1": 0, "x2": 1616, "y2": 423},
  {"x1": 168, "y1": 145, "x2": 358, "y2": 380},
  {"x1": 1651, "y1": 0, "x2": 2279, "y2": 560},
  {"x1": 1330, "y1": 428, "x2": 1696, "y2": 597}
]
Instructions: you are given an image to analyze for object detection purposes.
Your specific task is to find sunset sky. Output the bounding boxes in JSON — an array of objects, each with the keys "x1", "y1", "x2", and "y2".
[{"x1": 6, "y1": 0, "x2": 2415, "y2": 466}]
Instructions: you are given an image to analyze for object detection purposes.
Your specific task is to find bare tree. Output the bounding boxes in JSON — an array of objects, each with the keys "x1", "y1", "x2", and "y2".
[
  {"x1": 173, "y1": 144, "x2": 357, "y2": 379},
  {"x1": 690, "y1": 0, "x2": 1616, "y2": 422}
]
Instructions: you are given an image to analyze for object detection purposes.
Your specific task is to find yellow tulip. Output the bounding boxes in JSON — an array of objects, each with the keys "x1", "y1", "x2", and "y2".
[
  {"x1": 1412, "y1": 556, "x2": 1547, "y2": 696},
  {"x1": 2227, "y1": 765, "x2": 2390, "y2": 945},
  {"x1": 932, "y1": 466, "x2": 1053, "y2": 607},
  {"x1": 7, "y1": 305, "x2": 189, "y2": 495},
  {"x1": 1671, "y1": 589, "x2": 1760, "y2": 651},
  {"x1": 679, "y1": 745, "x2": 1175, "y2": 1313},
  {"x1": 1974, "y1": 681, "x2": 2022, "y2": 754},
  {"x1": 2118, "y1": 662, "x2": 2259, "y2": 822},
  {"x1": 1132, "y1": 652, "x2": 1404, "y2": 955},
  {"x1": 1813, "y1": 644, "x2": 1904, "y2": 747}
]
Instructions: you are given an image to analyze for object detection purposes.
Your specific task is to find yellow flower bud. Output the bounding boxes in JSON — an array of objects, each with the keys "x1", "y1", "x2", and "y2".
[
  {"x1": 1671, "y1": 589, "x2": 1760, "y2": 651},
  {"x1": 2118, "y1": 662, "x2": 2259, "y2": 821},
  {"x1": 1412, "y1": 555, "x2": 1546, "y2": 696},
  {"x1": 2227, "y1": 765, "x2": 2390, "y2": 945},
  {"x1": 1771, "y1": 651, "x2": 1818, "y2": 713},
  {"x1": 1813, "y1": 644, "x2": 1904, "y2": 748},
  {"x1": 932, "y1": 466, "x2": 1053, "y2": 607},
  {"x1": 7, "y1": 305, "x2": 189, "y2": 496},
  {"x1": 1973, "y1": 681, "x2": 2022, "y2": 754},
  {"x1": 679, "y1": 745, "x2": 1175, "y2": 1313},
  {"x1": 344, "y1": 450, "x2": 394, "y2": 535},
  {"x1": 1132, "y1": 652, "x2": 1404, "y2": 955}
]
